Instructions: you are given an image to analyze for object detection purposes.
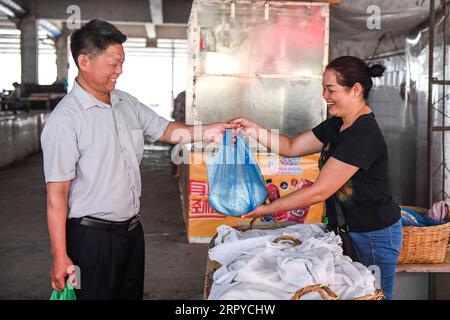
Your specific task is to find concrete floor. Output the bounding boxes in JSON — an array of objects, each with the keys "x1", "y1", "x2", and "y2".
[{"x1": 0, "y1": 146, "x2": 208, "y2": 300}]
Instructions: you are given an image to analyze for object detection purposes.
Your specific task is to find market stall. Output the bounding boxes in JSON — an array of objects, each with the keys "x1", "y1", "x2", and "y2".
[{"x1": 180, "y1": 0, "x2": 338, "y2": 243}]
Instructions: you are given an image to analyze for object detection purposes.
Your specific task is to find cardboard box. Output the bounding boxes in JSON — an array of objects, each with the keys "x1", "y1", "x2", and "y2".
[{"x1": 180, "y1": 152, "x2": 324, "y2": 243}]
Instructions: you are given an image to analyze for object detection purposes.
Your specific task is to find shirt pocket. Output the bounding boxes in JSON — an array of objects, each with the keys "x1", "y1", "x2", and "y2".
[{"x1": 130, "y1": 129, "x2": 144, "y2": 163}]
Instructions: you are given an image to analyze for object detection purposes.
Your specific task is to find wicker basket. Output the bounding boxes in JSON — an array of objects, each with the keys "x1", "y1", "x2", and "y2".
[
  {"x1": 208, "y1": 216, "x2": 287, "y2": 247},
  {"x1": 398, "y1": 206, "x2": 450, "y2": 264},
  {"x1": 205, "y1": 218, "x2": 383, "y2": 300},
  {"x1": 291, "y1": 284, "x2": 383, "y2": 300}
]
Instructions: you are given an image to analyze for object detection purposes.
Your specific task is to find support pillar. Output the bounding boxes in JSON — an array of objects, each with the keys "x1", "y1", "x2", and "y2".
[{"x1": 19, "y1": 17, "x2": 39, "y2": 84}]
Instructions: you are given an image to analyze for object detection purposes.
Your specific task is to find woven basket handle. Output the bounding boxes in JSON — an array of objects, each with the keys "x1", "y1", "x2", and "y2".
[
  {"x1": 273, "y1": 235, "x2": 302, "y2": 246},
  {"x1": 248, "y1": 215, "x2": 275, "y2": 229},
  {"x1": 291, "y1": 284, "x2": 339, "y2": 300}
]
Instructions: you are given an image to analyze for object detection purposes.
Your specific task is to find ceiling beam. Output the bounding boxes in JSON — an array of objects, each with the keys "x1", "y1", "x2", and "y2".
[
  {"x1": 0, "y1": 0, "x2": 26, "y2": 18},
  {"x1": 1, "y1": 0, "x2": 61, "y2": 39},
  {"x1": 156, "y1": 24, "x2": 186, "y2": 39},
  {"x1": 17, "y1": 0, "x2": 152, "y2": 24}
]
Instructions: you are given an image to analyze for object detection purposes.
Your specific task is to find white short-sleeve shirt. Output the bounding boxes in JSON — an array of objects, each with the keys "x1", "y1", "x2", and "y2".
[{"x1": 41, "y1": 80, "x2": 170, "y2": 221}]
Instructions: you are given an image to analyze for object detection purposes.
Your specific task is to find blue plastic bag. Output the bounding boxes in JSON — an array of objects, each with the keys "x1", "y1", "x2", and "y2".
[
  {"x1": 400, "y1": 207, "x2": 446, "y2": 227},
  {"x1": 206, "y1": 130, "x2": 268, "y2": 216}
]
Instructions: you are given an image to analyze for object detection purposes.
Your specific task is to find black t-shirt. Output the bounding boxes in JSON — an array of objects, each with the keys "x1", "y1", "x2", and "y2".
[{"x1": 312, "y1": 113, "x2": 400, "y2": 232}]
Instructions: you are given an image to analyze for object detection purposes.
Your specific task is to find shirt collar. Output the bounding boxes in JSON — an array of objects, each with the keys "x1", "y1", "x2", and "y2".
[{"x1": 71, "y1": 79, "x2": 121, "y2": 110}]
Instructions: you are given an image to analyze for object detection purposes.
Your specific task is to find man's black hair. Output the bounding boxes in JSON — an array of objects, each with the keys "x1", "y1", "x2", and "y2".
[{"x1": 70, "y1": 19, "x2": 127, "y2": 68}]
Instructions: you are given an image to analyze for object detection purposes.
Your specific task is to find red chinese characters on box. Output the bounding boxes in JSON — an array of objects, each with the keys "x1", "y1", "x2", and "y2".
[
  {"x1": 188, "y1": 180, "x2": 224, "y2": 219},
  {"x1": 189, "y1": 180, "x2": 209, "y2": 196}
]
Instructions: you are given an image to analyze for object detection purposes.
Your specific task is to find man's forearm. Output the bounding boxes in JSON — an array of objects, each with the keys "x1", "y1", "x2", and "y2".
[
  {"x1": 47, "y1": 184, "x2": 70, "y2": 258},
  {"x1": 48, "y1": 206, "x2": 68, "y2": 258},
  {"x1": 159, "y1": 122, "x2": 211, "y2": 144}
]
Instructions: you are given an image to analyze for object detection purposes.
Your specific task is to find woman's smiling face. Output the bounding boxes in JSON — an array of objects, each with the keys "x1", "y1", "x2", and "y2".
[{"x1": 322, "y1": 68, "x2": 355, "y2": 117}]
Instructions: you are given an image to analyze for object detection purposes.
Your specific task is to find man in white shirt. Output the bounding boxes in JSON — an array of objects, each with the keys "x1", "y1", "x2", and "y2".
[{"x1": 41, "y1": 19, "x2": 233, "y2": 299}]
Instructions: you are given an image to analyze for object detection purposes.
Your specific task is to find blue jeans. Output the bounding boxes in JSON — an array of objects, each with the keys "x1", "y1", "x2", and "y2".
[{"x1": 348, "y1": 219, "x2": 402, "y2": 300}]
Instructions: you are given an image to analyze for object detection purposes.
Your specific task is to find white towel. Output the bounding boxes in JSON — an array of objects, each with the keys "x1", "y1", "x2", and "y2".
[
  {"x1": 213, "y1": 223, "x2": 326, "y2": 246},
  {"x1": 208, "y1": 223, "x2": 377, "y2": 300},
  {"x1": 210, "y1": 223, "x2": 328, "y2": 266},
  {"x1": 209, "y1": 282, "x2": 293, "y2": 300},
  {"x1": 209, "y1": 235, "x2": 275, "y2": 266},
  {"x1": 232, "y1": 248, "x2": 300, "y2": 292}
]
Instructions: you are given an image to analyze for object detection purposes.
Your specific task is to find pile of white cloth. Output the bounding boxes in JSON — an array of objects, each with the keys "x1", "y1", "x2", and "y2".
[{"x1": 208, "y1": 223, "x2": 376, "y2": 300}]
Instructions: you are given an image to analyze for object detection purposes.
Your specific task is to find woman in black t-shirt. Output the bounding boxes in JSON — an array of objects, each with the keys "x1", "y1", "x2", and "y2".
[{"x1": 230, "y1": 56, "x2": 402, "y2": 300}]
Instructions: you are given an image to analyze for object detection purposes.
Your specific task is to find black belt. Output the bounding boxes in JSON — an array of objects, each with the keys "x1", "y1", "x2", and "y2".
[{"x1": 70, "y1": 215, "x2": 140, "y2": 232}]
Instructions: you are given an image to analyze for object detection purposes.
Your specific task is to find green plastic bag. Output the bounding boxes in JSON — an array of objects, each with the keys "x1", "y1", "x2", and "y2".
[{"x1": 50, "y1": 281, "x2": 77, "y2": 300}]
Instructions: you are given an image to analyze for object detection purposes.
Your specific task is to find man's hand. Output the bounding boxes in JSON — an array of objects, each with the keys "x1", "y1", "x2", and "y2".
[
  {"x1": 203, "y1": 122, "x2": 238, "y2": 144},
  {"x1": 51, "y1": 254, "x2": 76, "y2": 291},
  {"x1": 242, "y1": 204, "x2": 271, "y2": 219}
]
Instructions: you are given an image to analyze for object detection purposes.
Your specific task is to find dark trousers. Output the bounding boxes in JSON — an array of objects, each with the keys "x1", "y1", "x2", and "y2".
[{"x1": 66, "y1": 219, "x2": 145, "y2": 300}]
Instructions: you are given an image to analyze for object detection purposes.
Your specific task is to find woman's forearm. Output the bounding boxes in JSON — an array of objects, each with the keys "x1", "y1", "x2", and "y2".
[
  {"x1": 263, "y1": 185, "x2": 326, "y2": 214},
  {"x1": 253, "y1": 127, "x2": 296, "y2": 157}
]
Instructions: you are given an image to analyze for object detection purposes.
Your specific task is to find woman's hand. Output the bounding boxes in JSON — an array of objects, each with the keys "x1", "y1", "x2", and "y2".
[
  {"x1": 242, "y1": 204, "x2": 271, "y2": 219},
  {"x1": 203, "y1": 122, "x2": 238, "y2": 144},
  {"x1": 229, "y1": 117, "x2": 261, "y2": 138}
]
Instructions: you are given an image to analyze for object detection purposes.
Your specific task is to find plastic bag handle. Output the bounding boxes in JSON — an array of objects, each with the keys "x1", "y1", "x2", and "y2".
[
  {"x1": 235, "y1": 131, "x2": 250, "y2": 164},
  {"x1": 223, "y1": 129, "x2": 230, "y2": 146},
  {"x1": 222, "y1": 129, "x2": 232, "y2": 163},
  {"x1": 222, "y1": 129, "x2": 250, "y2": 165}
]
